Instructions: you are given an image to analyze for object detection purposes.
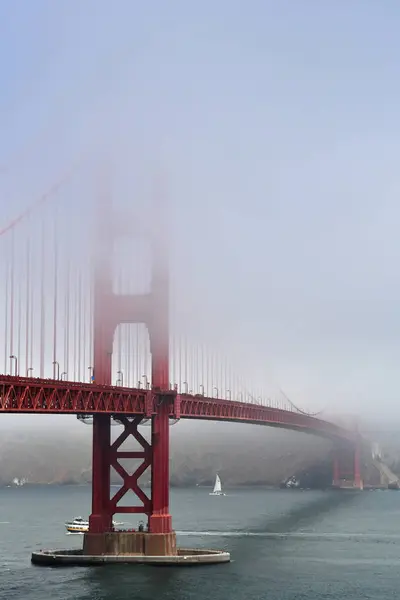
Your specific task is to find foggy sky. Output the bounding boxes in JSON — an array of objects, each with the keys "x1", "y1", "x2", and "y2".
[{"x1": 1, "y1": 1, "x2": 400, "y2": 423}]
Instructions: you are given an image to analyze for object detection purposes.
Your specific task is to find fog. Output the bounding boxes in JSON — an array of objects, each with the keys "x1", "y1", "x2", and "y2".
[{"x1": 1, "y1": 1, "x2": 400, "y2": 429}]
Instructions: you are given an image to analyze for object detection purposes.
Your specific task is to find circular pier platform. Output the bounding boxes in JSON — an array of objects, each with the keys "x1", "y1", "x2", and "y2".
[{"x1": 31, "y1": 548, "x2": 231, "y2": 566}]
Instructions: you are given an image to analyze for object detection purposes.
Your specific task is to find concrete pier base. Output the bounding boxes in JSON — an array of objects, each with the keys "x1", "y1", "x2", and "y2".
[
  {"x1": 332, "y1": 479, "x2": 364, "y2": 490},
  {"x1": 31, "y1": 548, "x2": 230, "y2": 566},
  {"x1": 83, "y1": 531, "x2": 177, "y2": 557},
  {"x1": 31, "y1": 530, "x2": 230, "y2": 566}
]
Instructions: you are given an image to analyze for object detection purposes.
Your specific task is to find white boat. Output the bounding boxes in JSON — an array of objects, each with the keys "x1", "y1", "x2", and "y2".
[
  {"x1": 65, "y1": 517, "x2": 89, "y2": 533},
  {"x1": 12, "y1": 477, "x2": 27, "y2": 487},
  {"x1": 209, "y1": 474, "x2": 225, "y2": 496},
  {"x1": 65, "y1": 516, "x2": 124, "y2": 533}
]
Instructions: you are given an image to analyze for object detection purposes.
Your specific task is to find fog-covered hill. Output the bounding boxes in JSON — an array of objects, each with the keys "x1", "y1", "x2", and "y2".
[{"x1": 0, "y1": 418, "x2": 331, "y2": 487}]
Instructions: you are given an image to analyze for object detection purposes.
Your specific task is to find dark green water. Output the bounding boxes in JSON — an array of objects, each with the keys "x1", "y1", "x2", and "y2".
[{"x1": 1, "y1": 485, "x2": 400, "y2": 599}]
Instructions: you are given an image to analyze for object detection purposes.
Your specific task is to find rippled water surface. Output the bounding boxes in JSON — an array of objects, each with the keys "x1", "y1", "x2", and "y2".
[{"x1": 1, "y1": 485, "x2": 400, "y2": 599}]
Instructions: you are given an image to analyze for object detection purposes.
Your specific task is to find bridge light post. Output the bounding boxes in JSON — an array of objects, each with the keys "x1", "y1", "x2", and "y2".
[
  {"x1": 9, "y1": 355, "x2": 17, "y2": 376},
  {"x1": 117, "y1": 370, "x2": 124, "y2": 387},
  {"x1": 61, "y1": 371, "x2": 67, "y2": 381},
  {"x1": 52, "y1": 361, "x2": 60, "y2": 380},
  {"x1": 199, "y1": 384, "x2": 204, "y2": 396},
  {"x1": 226, "y1": 389, "x2": 231, "y2": 400},
  {"x1": 26, "y1": 367, "x2": 33, "y2": 377},
  {"x1": 137, "y1": 381, "x2": 142, "y2": 388},
  {"x1": 142, "y1": 375, "x2": 149, "y2": 389},
  {"x1": 213, "y1": 387, "x2": 219, "y2": 399},
  {"x1": 88, "y1": 366, "x2": 93, "y2": 382},
  {"x1": 183, "y1": 381, "x2": 188, "y2": 394}
]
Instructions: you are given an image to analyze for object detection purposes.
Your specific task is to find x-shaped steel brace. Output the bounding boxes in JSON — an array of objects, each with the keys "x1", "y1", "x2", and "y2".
[{"x1": 109, "y1": 416, "x2": 152, "y2": 513}]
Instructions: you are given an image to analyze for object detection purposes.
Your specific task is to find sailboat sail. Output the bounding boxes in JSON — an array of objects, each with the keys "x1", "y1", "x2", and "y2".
[{"x1": 213, "y1": 474, "x2": 222, "y2": 494}]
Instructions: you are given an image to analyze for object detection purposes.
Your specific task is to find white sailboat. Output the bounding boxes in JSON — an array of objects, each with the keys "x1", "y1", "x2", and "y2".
[{"x1": 209, "y1": 473, "x2": 225, "y2": 496}]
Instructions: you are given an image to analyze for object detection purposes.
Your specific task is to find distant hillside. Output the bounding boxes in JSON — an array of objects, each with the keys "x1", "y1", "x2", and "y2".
[{"x1": 0, "y1": 420, "x2": 331, "y2": 487}]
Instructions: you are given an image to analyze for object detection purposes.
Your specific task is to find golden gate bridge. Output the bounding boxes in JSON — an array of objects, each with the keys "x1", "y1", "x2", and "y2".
[{"x1": 0, "y1": 162, "x2": 362, "y2": 565}]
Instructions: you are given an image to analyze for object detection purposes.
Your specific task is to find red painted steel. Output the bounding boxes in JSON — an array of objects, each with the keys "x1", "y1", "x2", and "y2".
[
  {"x1": 148, "y1": 217, "x2": 173, "y2": 534},
  {"x1": 332, "y1": 442, "x2": 362, "y2": 488},
  {"x1": 0, "y1": 375, "x2": 356, "y2": 442},
  {"x1": 109, "y1": 415, "x2": 152, "y2": 516},
  {"x1": 353, "y1": 443, "x2": 361, "y2": 487},
  {"x1": 0, "y1": 376, "x2": 153, "y2": 415},
  {"x1": 86, "y1": 173, "x2": 174, "y2": 533},
  {"x1": 89, "y1": 178, "x2": 115, "y2": 534},
  {"x1": 90, "y1": 414, "x2": 112, "y2": 533},
  {"x1": 176, "y1": 394, "x2": 356, "y2": 441}
]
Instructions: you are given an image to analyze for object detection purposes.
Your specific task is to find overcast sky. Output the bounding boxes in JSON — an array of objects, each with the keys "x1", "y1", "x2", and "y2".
[{"x1": 1, "y1": 1, "x2": 400, "y2": 423}]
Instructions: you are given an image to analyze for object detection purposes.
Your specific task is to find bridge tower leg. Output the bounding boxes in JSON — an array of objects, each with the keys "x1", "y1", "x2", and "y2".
[
  {"x1": 332, "y1": 456, "x2": 340, "y2": 487},
  {"x1": 145, "y1": 228, "x2": 175, "y2": 555},
  {"x1": 353, "y1": 443, "x2": 363, "y2": 489},
  {"x1": 87, "y1": 175, "x2": 115, "y2": 537}
]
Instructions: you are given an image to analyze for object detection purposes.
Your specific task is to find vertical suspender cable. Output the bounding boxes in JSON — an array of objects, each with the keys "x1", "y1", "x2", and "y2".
[
  {"x1": 25, "y1": 237, "x2": 30, "y2": 376},
  {"x1": 184, "y1": 335, "x2": 188, "y2": 391},
  {"x1": 73, "y1": 268, "x2": 78, "y2": 381},
  {"x1": 17, "y1": 259, "x2": 22, "y2": 374},
  {"x1": 191, "y1": 342, "x2": 195, "y2": 393},
  {"x1": 117, "y1": 273, "x2": 122, "y2": 381},
  {"x1": 219, "y1": 351, "x2": 222, "y2": 397},
  {"x1": 9, "y1": 228, "x2": 15, "y2": 374},
  {"x1": 39, "y1": 218, "x2": 46, "y2": 378},
  {"x1": 82, "y1": 268, "x2": 87, "y2": 382},
  {"x1": 190, "y1": 342, "x2": 194, "y2": 393},
  {"x1": 77, "y1": 269, "x2": 82, "y2": 381},
  {"x1": 72, "y1": 270, "x2": 78, "y2": 381},
  {"x1": 205, "y1": 346, "x2": 209, "y2": 396},
  {"x1": 221, "y1": 357, "x2": 225, "y2": 398},
  {"x1": 209, "y1": 350, "x2": 215, "y2": 397},
  {"x1": 88, "y1": 261, "x2": 93, "y2": 381},
  {"x1": 170, "y1": 331, "x2": 174, "y2": 389},
  {"x1": 222, "y1": 355, "x2": 226, "y2": 399},
  {"x1": 29, "y1": 245, "x2": 34, "y2": 373},
  {"x1": 4, "y1": 244, "x2": 9, "y2": 374},
  {"x1": 201, "y1": 344, "x2": 204, "y2": 394},
  {"x1": 52, "y1": 209, "x2": 58, "y2": 378},
  {"x1": 64, "y1": 256, "x2": 70, "y2": 378},
  {"x1": 135, "y1": 324, "x2": 139, "y2": 386},
  {"x1": 178, "y1": 334, "x2": 182, "y2": 392},
  {"x1": 126, "y1": 266, "x2": 131, "y2": 387},
  {"x1": 129, "y1": 325, "x2": 133, "y2": 388},
  {"x1": 194, "y1": 343, "x2": 199, "y2": 395},
  {"x1": 143, "y1": 326, "x2": 148, "y2": 386}
]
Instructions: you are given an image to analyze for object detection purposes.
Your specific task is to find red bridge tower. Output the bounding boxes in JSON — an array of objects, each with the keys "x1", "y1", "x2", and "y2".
[
  {"x1": 332, "y1": 441, "x2": 363, "y2": 490},
  {"x1": 84, "y1": 177, "x2": 176, "y2": 557}
]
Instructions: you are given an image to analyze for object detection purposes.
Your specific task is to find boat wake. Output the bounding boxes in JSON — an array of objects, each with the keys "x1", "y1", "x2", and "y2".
[
  {"x1": 177, "y1": 530, "x2": 281, "y2": 537},
  {"x1": 176, "y1": 530, "x2": 400, "y2": 540}
]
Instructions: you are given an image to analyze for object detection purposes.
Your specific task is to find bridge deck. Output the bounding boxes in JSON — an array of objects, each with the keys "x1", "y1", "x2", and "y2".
[{"x1": 0, "y1": 376, "x2": 355, "y2": 442}]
